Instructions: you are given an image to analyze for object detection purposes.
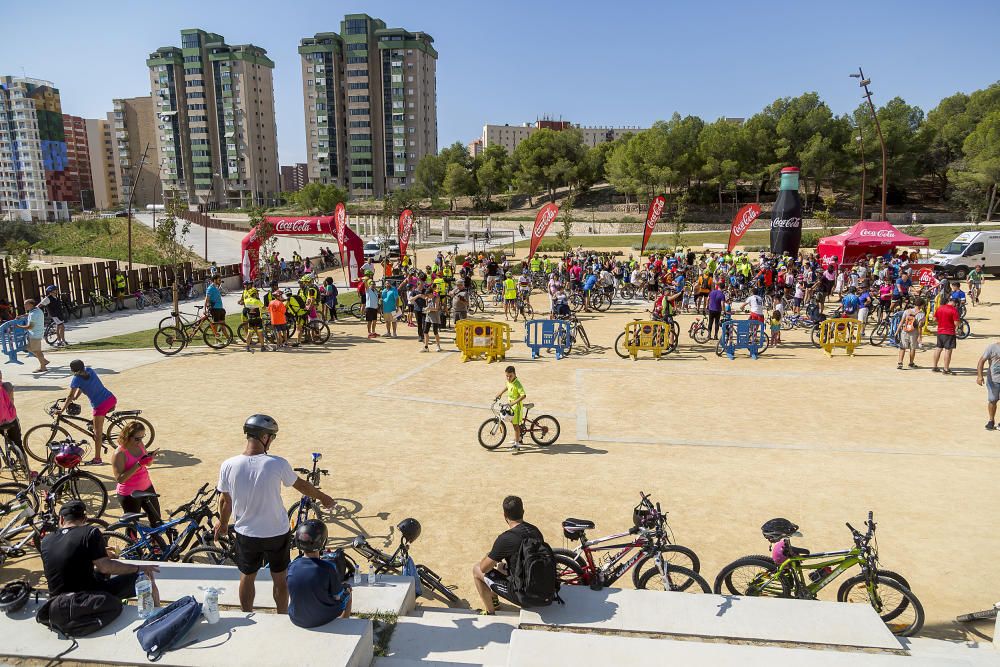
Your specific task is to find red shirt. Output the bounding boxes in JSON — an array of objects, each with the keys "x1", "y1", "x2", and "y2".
[{"x1": 934, "y1": 304, "x2": 959, "y2": 335}]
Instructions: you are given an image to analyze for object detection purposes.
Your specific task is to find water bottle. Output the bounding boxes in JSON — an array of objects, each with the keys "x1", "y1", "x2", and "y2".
[
  {"x1": 135, "y1": 572, "x2": 154, "y2": 618},
  {"x1": 353, "y1": 565, "x2": 363, "y2": 587},
  {"x1": 808, "y1": 566, "x2": 833, "y2": 583},
  {"x1": 367, "y1": 566, "x2": 376, "y2": 587},
  {"x1": 199, "y1": 586, "x2": 223, "y2": 624}
]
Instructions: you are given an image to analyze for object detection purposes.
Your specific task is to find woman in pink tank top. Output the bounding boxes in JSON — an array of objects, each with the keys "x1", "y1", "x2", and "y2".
[
  {"x1": 0, "y1": 370, "x2": 21, "y2": 448},
  {"x1": 111, "y1": 421, "x2": 162, "y2": 526}
]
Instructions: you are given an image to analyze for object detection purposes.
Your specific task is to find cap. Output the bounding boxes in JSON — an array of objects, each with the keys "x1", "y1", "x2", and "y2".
[{"x1": 59, "y1": 500, "x2": 87, "y2": 519}]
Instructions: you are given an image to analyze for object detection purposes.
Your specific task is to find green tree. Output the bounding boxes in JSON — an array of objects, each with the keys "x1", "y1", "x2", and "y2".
[
  {"x1": 511, "y1": 128, "x2": 587, "y2": 203},
  {"x1": 291, "y1": 182, "x2": 347, "y2": 214},
  {"x1": 474, "y1": 144, "x2": 511, "y2": 205},
  {"x1": 952, "y1": 110, "x2": 1000, "y2": 220},
  {"x1": 698, "y1": 119, "x2": 747, "y2": 212},
  {"x1": 154, "y1": 194, "x2": 193, "y2": 320},
  {"x1": 442, "y1": 162, "x2": 477, "y2": 210}
]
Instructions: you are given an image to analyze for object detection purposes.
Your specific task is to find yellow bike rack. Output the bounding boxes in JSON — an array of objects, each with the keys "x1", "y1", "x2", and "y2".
[
  {"x1": 623, "y1": 320, "x2": 668, "y2": 360},
  {"x1": 454, "y1": 319, "x2": 511, "y2": 363},
  {"x1": 818, "y1": 317, "x2": 862, "y2": 357}
]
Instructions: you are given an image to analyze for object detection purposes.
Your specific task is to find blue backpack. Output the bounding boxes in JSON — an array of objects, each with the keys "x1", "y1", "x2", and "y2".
[{"x1": 135, "y1": 595, "x2": 202, "y2": 662}]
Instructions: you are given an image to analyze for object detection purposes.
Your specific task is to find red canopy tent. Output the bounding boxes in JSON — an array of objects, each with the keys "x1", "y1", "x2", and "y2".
[{"x1": 816, "y1": 221, "x2": 929, "y2": 265}]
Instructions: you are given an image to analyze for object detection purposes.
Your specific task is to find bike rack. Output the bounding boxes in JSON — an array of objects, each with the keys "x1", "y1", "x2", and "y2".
[
  {"x1": 623, "y1": 320, "x2": 668, "y2": 360},
  {"x1": 524, "y1": 319, "x2": 572, "y2": 360},
  {"x1": 818, "y1": 317, "x2": 863, "y2": 357},
  {"x1": 720, "y1": 319, "x2": 766, "y2": 360},
  {"x1": 885, "y1": 311, "x2": 903, "y2": 348},
  {"x1": 0, "y1": 317, "x2": 28, "y2": 364},
  {"x1": 454, "y1": 319, "x2": 511, "y2": 363}
]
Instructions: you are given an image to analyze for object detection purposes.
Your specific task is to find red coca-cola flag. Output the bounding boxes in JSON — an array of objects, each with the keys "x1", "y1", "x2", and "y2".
[
  {"x1": 641, "y1": 195, "x2": 666, "y2": 255},
  {"x1": 398, "y1": 209, "x2": 414, "y2": 258},
  {"x1": 334, "y1": 202, "x2": 347, "y2": 265},
  {"x1": 727, "y1": 203, "x2": 762, "y2": 252},
  {"x1": 528, "y1": 203, "x2": 560, "y2": 259}
]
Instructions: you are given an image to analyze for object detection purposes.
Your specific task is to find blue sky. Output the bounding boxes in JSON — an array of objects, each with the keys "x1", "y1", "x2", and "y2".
[{"x1": 4, "y1": 1, "x2": 998, "y2": 164}]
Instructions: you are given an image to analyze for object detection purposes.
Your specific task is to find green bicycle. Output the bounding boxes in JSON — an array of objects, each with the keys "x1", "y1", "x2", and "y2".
[{"x1": 713, "y1": 512, "x2": 924, "y2": 636}]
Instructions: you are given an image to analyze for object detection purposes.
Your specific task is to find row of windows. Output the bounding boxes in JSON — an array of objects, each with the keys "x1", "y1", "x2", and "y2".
[
  {"x1": 347, "y1": 56, "x2": 367, "y2": 64},
  {"x1": 348, "y1": 95, "x2": 369, "y2": 103},
  {"x1": 188, "y1": 103, "x2": 207, "y2": 110},
  {"x1": 346, "y1": 69, "x2": 367, "y2": 77},
  {"x1": 350, "y1": 158, "x2": 372, "y2": 165},
  {"x1": 184, "y1": 67, "x2": 203, "y2": 75},
  {"x1": 349, "y1": 108, "x2": 367, "y2": 116},
  {"x1": 349, "y1": 133, "x2": 371, "y2": 140},
  {"x1": 188, "y1": 92, "x2": 205, "y2": 99},
  {"x1": 346, "y1": 43, "x2": 367, "y2": 51},
  {"x1": 348, "y1": 82, "x2": 368, "y2": 90},
  {"x1": 348, "y1": 120, "x2": 370, "y2": 128},
  {"x1": 183, "y1": 55, "x2": 201, "y2": 63},
  {"x1": 350, "y1": 145, "x2": 369, "y2": 153}
]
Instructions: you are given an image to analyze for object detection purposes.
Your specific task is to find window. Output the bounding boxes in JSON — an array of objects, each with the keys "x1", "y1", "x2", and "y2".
[
  {"x1": 184, "y1": 67, "x2": 202, "y2": 75},
  {"x1": 407, "y1": 76, "x2": 414, "y2": 82},
  {"x1": 187, "y1": 79, "x2": 204, "y2": 87},
  {"x1": 351, "y1": 158, "x2": 372, "y2": 165},
  {"x1": 183, "y1": 55, "x2": 200, "y2": 63},
  {"x1": 391, "y1": 74, "x2": 402, "y2": 83},
  {"x1": 346, "y1": 43, "x2": 367, "y2": 51},
  {"x1": 348, "y1": 95, "x2": 369, "y2": 103},
  {"x1": 316, "y1": 103, "x2": 326, "y2": 110},
  {"x1": 187, "y1": 92, "x2": 205, "y2": 98},
  {"x1": 350, "y1": 145, "x2": 370, "y2": 153},
  {"x1": 407, "y1": 89, "x2": 414, "y2": 95},
  {"x1": 349, "y1": 120, "x2": 370, "y2": 128},
  {"x1": 347, "y1": 69, "x2": 367, "y2": 77},
  {"x1": 408, "y1": 102, "x2": 415, "y2": 108},
  {"x1": 408, "y1": 127, "x2": 415, "y2": 134},
  {"x1": 350, "y1": 133, "x2": 371, "y2": 141},
  {"x1": 307, "y1": 66, "x2": 314, "y2": 73},
  {"x1": 182, "y1": 33, "x2": 201, "y2": 48},
  {"x1": 408, "y1": 114, "x2": 415, "y2": 120},
  {"x1": 965, "y1": 242, "x2": 985, "y2": 256},
  {"x1": 348, "y1": 82, "x2": 368, "y2": 90},
  {"x1": 347, "y1": 56, "x2": 367, "y2": 64},
  {"x1": 349, "y1": 108, "x2": 368, "y2": 116},
  {"x1": 306, "y1": 79, "x2": 313, "y2": 86},
  {"x1": 409, "y1": 153, "x2": 416, "y2": 159},
  {"x1": 409, "y1": 140, "x2": 415, "y2": 146}
]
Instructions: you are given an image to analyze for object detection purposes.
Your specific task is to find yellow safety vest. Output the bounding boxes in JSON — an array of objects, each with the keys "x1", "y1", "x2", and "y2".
[
  {"x1": 503, "y1": 278, "x2": 517, "y2": 299},
  {"x1": 434, "y1": 277, "x2": 447, "y2": 295},
  {"x1": 115, "y1": 275, "x2": 126, "y2": 289}
]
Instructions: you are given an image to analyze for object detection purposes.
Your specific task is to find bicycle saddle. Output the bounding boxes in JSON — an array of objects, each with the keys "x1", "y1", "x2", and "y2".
[
  {"x1": 118, "y1": 513, "x2": 145, "y2": 523},
  {"x1": 562, "y1": 518, "x2": 595, "y2": 531},
  {"x1": 523, "y1": 402, "x2": 534, "y2": 410},
  {"x1": 130, "y1": 490, "x2": 159, "y2": 500}
]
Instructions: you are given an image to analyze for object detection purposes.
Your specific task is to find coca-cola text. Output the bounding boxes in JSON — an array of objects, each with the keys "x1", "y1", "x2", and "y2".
[
  {"x1": 274, "y1": 220, "x2": 316, "y2": 233},
  {"x1": 771, "y1": 217, "x2": 802, "y2": 229}
]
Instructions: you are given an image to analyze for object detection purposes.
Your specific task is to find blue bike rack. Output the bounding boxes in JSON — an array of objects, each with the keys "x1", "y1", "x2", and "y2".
[
  {"x1": 0, "y1": 317, "x2": 28, "y2": 364},
  {"x1": 720, "y1": 319, "x2": 766, "y2": 360},
  {"x1": 886, "y1": 311, "x2": 903, "y2": 348},
  {"x1": 524, "y1": 319, "x2": 572, "y2": 360}
]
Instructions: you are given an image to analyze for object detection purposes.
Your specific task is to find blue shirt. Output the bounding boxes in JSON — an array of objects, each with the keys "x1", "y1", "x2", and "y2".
[
  {"x1": 381, "y1": 287, "x2": 398, "y2": 312},
  {"x1": 206, "y1": 284, "x2": 223, "y2": 309},
  {"x1": 365, "y1": 287, "x2": 379, "y2": 309},
  {"x1": 841, "y1": 293, "x2": 860, "y2": 314},
  {"x1": 951, "y1": 289, "x2": 966, "y2": 301},
  {"x1": 287, "y1": 557, "x2": 348, "y2": 629},
  {"x1": 70, "y1": 367, "x2": 114, "y2": 409},
  {"x1": 583, "y1": 275, "x2": 598, "y2": 291},
  {"x1": 26, "y1": 308, "x2": 44, "y2": 339}
]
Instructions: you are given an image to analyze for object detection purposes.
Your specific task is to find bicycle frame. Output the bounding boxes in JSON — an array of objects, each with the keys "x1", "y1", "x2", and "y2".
[
  {"x1": 573, "y1": 531, "x2": 650, "y2": 587},
  {"x1": 115, "y1": 513, "x2": 207, "y2": 560},
  {"x1": 770, "y1": 547, "x2": 864, "y2": 597}
]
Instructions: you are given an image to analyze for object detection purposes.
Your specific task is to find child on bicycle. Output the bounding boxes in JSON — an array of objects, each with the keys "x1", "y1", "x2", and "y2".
[{"x1": 495, "y1": 366, "x2": 526, "y2": 450}]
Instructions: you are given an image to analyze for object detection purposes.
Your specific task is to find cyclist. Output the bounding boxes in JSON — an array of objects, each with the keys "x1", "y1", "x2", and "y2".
[
  {"x1": 204, "y1": 275, "x2": 226, "y2": 338},
  {"x1": 0, "y1": 369, "x2": 21, "y2": 449},
  {"x1": 949, "y1": 280, "x2": 967, "y2": 315},
  {"x1": 495, "y1": 365, "x2": 527, "y2": 450},
  {"x1": 968, "y1": 265, "x2": 983, "y2": 306},
  {"x1": 42, "y1": 285, "x2": 69, "y2": 347},
  {"x1": 287, "y1": 519, "x2": 352, "y2": 627},
  {"x1": 268, "y1": 291, "x2": 289, "y2": 349},
  {"x1": 472, "y1": 496, "x2": 545, "y2": 615},
  {"x1": 61, "y1": 359, "x2": 117, "y2": 466},
  {"x1": 582, "y1": 269, "x2": 598, "y2": 312},
  {"x1": 112, "y1": 420, "x2": 162, "y2": 527},
  {"x1": 238, "y1": 281, "x2": 266, "y2": 353},
  {"x1": 113, "y1": 270, "x2": 128, "y2": 311},
  {"x1": 216, "y1": 415, "x2": 335, "y2": 613},
  {"x1": 502, "y1": 271, "x2": 518, "y2": 320}
]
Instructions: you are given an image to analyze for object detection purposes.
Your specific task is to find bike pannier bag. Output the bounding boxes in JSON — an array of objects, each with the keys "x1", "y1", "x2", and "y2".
[{"x1": 134, "y1": 594, "x2": 202, "y2": 662}]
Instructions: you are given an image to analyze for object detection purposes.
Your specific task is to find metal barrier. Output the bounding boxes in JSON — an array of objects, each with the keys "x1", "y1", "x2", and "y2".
[
  {"x1": 454, "y1": 319, "x2": 511, "y2": 363},
  {"x1": 0, "y1": 317, "x2": 28, "y2": 364},
  {"x1": 886, "y1": 311, "x2": 904, "y2": 348},
  {"x1": 623, "y1": 320, "x2": 668, "y2": 360},
  {"x1": 818, "y1": 317, "x2": 863, "y2": 356},
  {"x1": 719, "y1": 319, "x2": 767, "y2": 360},
  {"x1": 524, "y1": 319, "x2": 572, "y2": 360}
]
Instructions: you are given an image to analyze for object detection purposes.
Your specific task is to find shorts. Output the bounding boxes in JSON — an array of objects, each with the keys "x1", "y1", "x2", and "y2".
[
  {"x1": 273, "y1": 323, "x2": 288, "y2": 332},
  {"x1": 792, "y1": 297, "x2": 802, "y2": 307},
  {"x1": 382, "y1": 308, "x2": 396, "y2": 321},
  {"x1": 504, "y1": 296, "x2": 516, "y2": 303},
  {"x1": 210, "y1": 308, "x2": 226, "y2": 323},
  {"x1": 484, "y1": 570, "x2": 518, "y2": 605},
  {"x1": 365, "y1": 307, "x2": 378, "y2": 322},
  {"x1": 510, "y1": 402, "x2": 524, "y2": 426},
  {"x1": 936, "y1": 334, "x2": 956, "y2": 350},
  {"x1": 247, "y1": 312, "x2": 263, "y2": 328},
  {"x1": 26, "y1": 337, "x2": 42, "y2": 353},
  {"x1": 749, "y1": 313, "x2": 765, "y2": 323},
  {"x1": 987, "y1": 378, "x2": 1000, "y2": 404},
  {"x1": 51, "y1": 317, "x2": 64, "y2": 326},
  {"x1": 93, "y1": 395, "x2": 118, "y2": 417},
  {"x1": 233, "y1": 530, "x2": 292, "y2": 575}
]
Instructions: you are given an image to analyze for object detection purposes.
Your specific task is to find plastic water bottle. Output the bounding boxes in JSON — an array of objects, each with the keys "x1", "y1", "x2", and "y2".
[
  {"x1": 135, "y1": 572, "x2": 154, "y2": 618},
  {"x1": 367, "y1": 566, "x2": 376, "y2": 587},
  {"x1": 199, "y1": 586, "x2": 223, "y2": 624},
  {"x1": 353, "y1": 565, "x2": 363, "y2": 587}
]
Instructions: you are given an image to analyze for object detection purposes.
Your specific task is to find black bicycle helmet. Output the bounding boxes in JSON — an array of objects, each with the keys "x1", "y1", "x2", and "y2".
[
  {"x1": 0, "y1": 580, "x2": 31, "y2": 613},
  {"x1": 761, "y1": 517, "x2": 799, "y2": 543},
  {"x1": 397, "y1": 517, "x2": 421, "y2": 543},
  {"x1": 293, "y1": 519, "x2": 328, "y2": 553},
  {"x1": 243, "y1": 414, "x2": 278, "y2": 439},
  {"x1": 65, "y1": 403, "x2": 81, "y2": 417}
]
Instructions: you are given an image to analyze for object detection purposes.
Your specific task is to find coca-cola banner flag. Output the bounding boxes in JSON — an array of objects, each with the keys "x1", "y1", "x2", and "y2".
[
  {"x1": 398, "y1": 209, "x2": 414, "y2": 258},
  {"x1": 334, "y1": 202, "x2": 347, "y2": 265},
  {"x1": 528, "y1": 203, "x2": 560, "y2": 259},
  {"x1": 641, "y1": 195, "x2": 666, "y2": 255},
  {"x1": 727, "y1": 203, "x2": 762, "y2": 252}
]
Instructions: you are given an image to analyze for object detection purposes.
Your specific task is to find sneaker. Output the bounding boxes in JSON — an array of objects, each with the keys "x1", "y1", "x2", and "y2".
[
  {"x1": 422, "y1": 346, "x2": 429, "y2": 352},
  {"x1": 896, "y1": 363, "x2": 903, "y2": 370},
  {"x1": 84, "y1": 458, "x2": 105, "y2": 466},
  {"x1": 987, "y1": 421, "x2": 996, "y2": 431},
  {"x1": 371, "y1": 332, "x2": 380, "y2": 338},
  {"x1": 908, "y1": 363, "x2": 917, "y2": 368},
  {"x1": 491, "y1": 594, "x2": 500, "y2": 609},
  {"x1": 932, "y1": 367, "x2": 941, "y2": 373},
  {"x1": 478, "y1": 609, "x2": 496, "y2": 616}
]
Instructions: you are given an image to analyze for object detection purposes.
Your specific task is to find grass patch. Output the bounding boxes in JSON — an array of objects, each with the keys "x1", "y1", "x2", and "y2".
[{"x1": 354, "y1": 611, "x2": 398, "y2": 657}]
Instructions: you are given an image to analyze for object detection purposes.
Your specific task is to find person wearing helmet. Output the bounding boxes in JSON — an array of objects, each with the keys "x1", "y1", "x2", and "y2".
[
  {"x1": 502, "y1": 271, "x2": 517, "y2": 320},
  {"x1": 60, "y1": 360, "x2": 117, "y2": 465},
  {"x1": 216, "y1": 415, "x2": 335, "y2": 613},
  {"x1": 239, "y1": 281, "x2": 267, "y2": 353},
  {"x1": 41, "y1": 499, "x2": 160, "y2": 602},
  {"x1": 287, "y1": 519, "x2": 352, "y2": 628},
  {"x1": 42, "y1": 285, "x2": 69, "y2": 347},
  {"x1": 841, "y1": 285, "x2": 860, "y2": 320},
  {"x1": 268, "y1": 290, "x2": 289, "y2": 348},
  {"x1": 473, "y1": 495, "x2": 546, "y2": 615}
]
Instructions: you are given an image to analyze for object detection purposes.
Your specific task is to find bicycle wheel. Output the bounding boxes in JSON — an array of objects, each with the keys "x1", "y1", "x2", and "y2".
[
  {"x1": 52, "y1": 470, "x2": 109, "y2": 519},
  {"x1": 101, "y1": 530, "x2": 150, "y2": 560},
  {"x1": 837, "y1": 574, "x2": 924, "y2": 636},
  {"x1": 349, "y1": 302, "x2": 363, "y2": 319},
  {"x1": 70, "y1": 304, "x2": 84, "y2": 319},
  {"x1": 22, "y1": 424, "x2": 71, "y2": 463},
  {"x1": 262, "y1": 323, "x2": 278, "y2": 344},
  {"x1": 183, "y1": 546, "x2": 236, "y2": 566},
  {"x1": 417, "y1": 564, "x2": 462, "y2": 605},
  {"x1": 106, "y1": 415, "x2": 155, "y2": 450},
  {"x1": 286, "y1": 499, "x2": 319, "y2": 529},
  {"x1": 153, "y1": 326, "x2": 186, "y2": 355},
  {"x1": 576, "y1": 325, "x2": 591, "y2": 350},
  {"x1": 135, "y1": 297, "x2": 145, "y2": 311},
  {"x1": 521, "y1": 302, "x2": 534, "y2": 319},
  {"x1": 619, "y1": 284, "x2": 635, "y2": 300},
  {"x1": 0, "y1": 482, "x2": 36, "y2": 513},
  {"x1": 477, "y1": 418, "x2": 506, "y2": 450},
  {"x1": 869, "y1": 321, "x2": 888, "y2": 346},
  {"x1": 631, "y1": 544, "x2": 701, "y2": 588},
  {"x1": 594, "y1": 292, "x2": 611, "y2": 312},
  {"x1": 713, "y1": 555, "x2": 789, "y2": 597},
  {"x1": 666, "y1": 321, "x2": 680, "y2": 354},
  {"x1": 236, "y1": 322, "x2": 249, "y2": 343},
  {"x1": 306, "y1": 320, "x2": 330, "y2": 345},
  {"x1": 528, "y1": 415, "x2": 560, "y2": 446},
  {"x1": 757, "y1": 331, "x2": 770, "y2": 355},
  {"x1": 692, "y1": 325, "x2": 710, "y2": 344},
  {"x1": 638, "y1": 565, "x2": 710, "y2": 593},
  {"x1": 810, "y1": 325, "x2": 822, "y2": 348},
  {"x1": 957, "y1": 319, "x2": 971, "y2": 339},
  {"x1": 44, "y1": 323, "x2": 58, "y2": 346},
  {"x1": 2, "y1": 443, "x2": 31, "y2": 483},
  {"x1": 101, "y1": 299, "x2": 115, "y2": 313},
  {"x1": 554, "y1": 553, "x2": 589, "y2": 586},
  {"x1": 614, "y1": 332, "x2": 630, "y2": 359},
  {"x1": 202, "y1": 323, "x2": 234, "y2": 349},
  {"x1": 569, "y1": 293, "x2": 584, "y2": 313}
]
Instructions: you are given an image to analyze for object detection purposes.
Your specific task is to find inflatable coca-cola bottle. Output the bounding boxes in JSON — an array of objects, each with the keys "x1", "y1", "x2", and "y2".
[{"x1": 770, "y1": 167, "x2": 803, "y2": 257}]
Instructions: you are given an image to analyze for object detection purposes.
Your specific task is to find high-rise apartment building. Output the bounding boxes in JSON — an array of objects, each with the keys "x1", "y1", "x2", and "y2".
[
  {"x1": 482, "y1": 119, "x2": 648, "y2": 154},
  {"x1": 280, "y1": 163, "x2": 308, "y2": 192},
  {"x1": 299, "y1": 14, "x2": 437, "y2": 199},
  {"x1": 109, "y1": 96, "x2": 160, "y2": 208},
  {"x1": 146, "y1": 29, "x2": 279, "y2": 209},
  {"x1": 0, "y1": 76, "x2": 71, "y2": 221},
  {"x1": 85, "y1": 118, "x2": 117, "y2": 209},
  {"x1": 62, "y1": 114, "x2": 94, "y2": 210}
]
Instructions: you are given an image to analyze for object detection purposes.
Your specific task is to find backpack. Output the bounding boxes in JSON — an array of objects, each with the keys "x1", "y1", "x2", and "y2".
[
  {"x1": 902, "y1": 312, "x2": 916, "y2": 333},
  {"x1": 134, "y1": 595, "x2": 202, "y2": 662},
  {"x1": 321, "y1": 549, "x2": 354, "y2": 597},
  {"x1": 507, "y1": 533, "x2": 561, "y2": 608},
  {"x1": 37, "y1": 590, "x2": 123, "y2": 638}
]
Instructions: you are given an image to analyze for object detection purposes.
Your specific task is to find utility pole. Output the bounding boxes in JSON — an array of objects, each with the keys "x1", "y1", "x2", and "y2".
[
  {"x1": 857, "y1": 130, "x2": 866, "y2": 221},
  {"x1": 126, "y1": 143, "x2": 150, "y2": 271},
  {"x1": 851, "y1": 68, "x2": 887, "y2": 221}
]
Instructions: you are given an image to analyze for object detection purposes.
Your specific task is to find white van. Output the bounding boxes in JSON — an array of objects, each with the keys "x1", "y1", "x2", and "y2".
[{"x1": 930, "y1": 230, "x2": 1000, "y2": 279}]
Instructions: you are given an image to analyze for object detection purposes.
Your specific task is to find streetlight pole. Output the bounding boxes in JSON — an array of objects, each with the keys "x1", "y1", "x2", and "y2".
[
  {"x1": 850, "y1": 68, "x2": 887, "y2": 221},
  {"x1": 125, "y1": 143, "x2": 151, "y2": 271},
  {"x1": 856, "y1": 131, "x2": 866, "y2": 221}
]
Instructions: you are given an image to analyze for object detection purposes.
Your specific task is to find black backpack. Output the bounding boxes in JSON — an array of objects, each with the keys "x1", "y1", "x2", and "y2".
[
  {"x1": 37, "y1": 590, "x2": 123, "y2": 638},
  {"x1": 508, "y1": 535, "x2": 562, "y2": 608}
]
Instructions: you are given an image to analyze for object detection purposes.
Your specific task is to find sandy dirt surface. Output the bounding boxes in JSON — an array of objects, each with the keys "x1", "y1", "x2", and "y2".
[{"x1": 2, "y1": 252, "x2": 997, "y2": 642}]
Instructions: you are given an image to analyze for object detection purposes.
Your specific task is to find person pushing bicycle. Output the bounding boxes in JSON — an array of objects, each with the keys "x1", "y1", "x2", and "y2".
[{"x1": 495, "y1": 366, "x2": 527, "y2": 450}]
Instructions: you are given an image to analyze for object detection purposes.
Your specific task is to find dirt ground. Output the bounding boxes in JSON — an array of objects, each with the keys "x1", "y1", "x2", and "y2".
[{"x1": 3, "y1": 249, "x2": 998, "y2": 642}]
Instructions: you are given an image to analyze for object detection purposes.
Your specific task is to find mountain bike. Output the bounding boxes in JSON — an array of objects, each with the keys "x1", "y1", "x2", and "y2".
[
  {"x1": 88, "y1": 290, "x2": 115, "y2": 314},
  {"x1": 0, "y1": 480, "x2": 107, "y2": 566},
  {"x1": 688, "y1": 316, "x2": 710, "y2": 344},
  {"x1": 22, "y1": 398, "x2": 155, "y2": 464},
  {"x1": 478, "y1": 398, "x2": 560, "y2": 450},
  {"x1": 614, "y1": 316, "x2": 679, "y2": 358},
  {"x1": 514, "y1": 293, "x2": 533, "y2": 320},
  {"x1": 713, "y1": 511, "x2": 923, "y2": 636},
  {"x1": 153, "y1": 306, "x2": 234, "y2": 355},
  {"x1": 0, "y1": 437, "x2": 108, "y2": 519},
  {"x1": 132, "y1": 290, "x2": 153, "y2": 310},
  {"x1": 286, "y1": 453, "x2": 360, "y2": 529},
  {"x1": 0, "y1": 425, "x2": 30, "y2": 484},
  {"x1": 351, "y1": 527, "x2": 461, "y2": 605},
  {"x1": 103, "y1": 484, "x2": 220, "y2": 562},
  {"x1": 553, "y1": 312, "x2": 590, "y2": 352}
]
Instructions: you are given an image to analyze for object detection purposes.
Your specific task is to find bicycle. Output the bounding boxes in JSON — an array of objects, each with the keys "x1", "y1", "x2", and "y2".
[
  {"x1": 22, "y1": 399, "x2": 155, "y2": 465},
  {"x1": 713, "y1": 511, "x2": 923, "y2": 636},
  {"x1": 0, "y1": 425, "x2": 30, "y2": 484},
  {"x1": 131, "y1": 290, "x2": 153, "y2": 310},
  {"x1": 477, "y1": 398, "x2": 560, "y2": 450},
  {"x1": 286, "y1": 453, "x2": 360, "y2": 529},
  {"x1": 688, "y1": 316, "x2": 710, "y2": 344},
  {"x1": 88, "y1": 290, "x2": 115, "y2": 314},
  {"x1": 351, "y1": 524, "x2": 462, "y2": 605},
  {"x1": 153, "y1": 306, "x2": 235, "y2": 355},
  {"x1": 614, "y1": 315, "x2": 680, "y2": 359},
  {"x1": 552, "y1": 311, "x2": 591, "y2": 352},
  {"x1": 0, "y1": 437, "x2": 108, "y2": 519},
  {"x1": 513, "y1": 292, "x2": 533, "y2": 320},
  {"x1": 715, "y1": 318, "x2": 770, "y2": 357}
]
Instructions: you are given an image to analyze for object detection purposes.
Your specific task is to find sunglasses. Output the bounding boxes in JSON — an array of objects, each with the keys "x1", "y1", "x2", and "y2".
[{"x1": 131, "y1": 433, "x2": 146, "y2": 441}]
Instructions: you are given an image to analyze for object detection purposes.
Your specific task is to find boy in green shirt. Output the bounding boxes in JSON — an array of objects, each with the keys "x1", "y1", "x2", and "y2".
[{"x1": 495, "y1": 365, "x2": 526, "y2": 449}]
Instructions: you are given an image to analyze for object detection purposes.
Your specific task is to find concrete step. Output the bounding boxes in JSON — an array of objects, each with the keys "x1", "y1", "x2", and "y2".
[
  {"x1": 382, "y1": 608, "x2": 518, "y2": 665},
  {"x1": 518, "y1": 585, "x2": 903, "y2": 652},
  {"x1": 902, "y1": 638, "x2": 1000, "y2": 665},
  {"x1": 0, "y1": 598, "x2": 373, "y2": 667}
]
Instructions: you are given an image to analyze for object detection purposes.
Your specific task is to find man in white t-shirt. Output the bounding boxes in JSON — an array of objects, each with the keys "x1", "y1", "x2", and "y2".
[
  {"x1": 216, "y1": 414, "x2": 334, "y2": 613},
  {"x1": 976, "y1": 341, "x2": 1000, "y2": 430},
  {"x1": 744, "y1": 289, "x2": 766, "y2": 323}
]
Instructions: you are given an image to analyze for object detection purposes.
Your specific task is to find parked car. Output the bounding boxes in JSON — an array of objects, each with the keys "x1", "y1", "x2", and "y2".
[
  {"x1": 931, "y1": 230, "x2": 1000, "y2": 278},
  {"x1": 364, "y1": 242, "x2": 387, "y2": 263}
]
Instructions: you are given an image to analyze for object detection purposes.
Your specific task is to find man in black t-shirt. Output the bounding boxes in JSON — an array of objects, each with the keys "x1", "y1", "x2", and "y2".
[
  {"x1": 41, "y1": 500, "x2": 160, "y2": 600},
  {"x1": 472, "y1": 495, "x2": 543, "y2": 615}
]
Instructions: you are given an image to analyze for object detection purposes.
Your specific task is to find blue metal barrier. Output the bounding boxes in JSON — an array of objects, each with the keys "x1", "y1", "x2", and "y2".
[
  {"x1": 524, "y1": 319, "x2": 572, "y2": 360},
  {"x1": 0, "y1": 317, "x2": 28, "y2": 364},
  {"x1": 719, "y1": 319, "x2": 767, "y2": 360},
  {"x1": 887, "y1": 311, "x2": 903, "y2": 348}
]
